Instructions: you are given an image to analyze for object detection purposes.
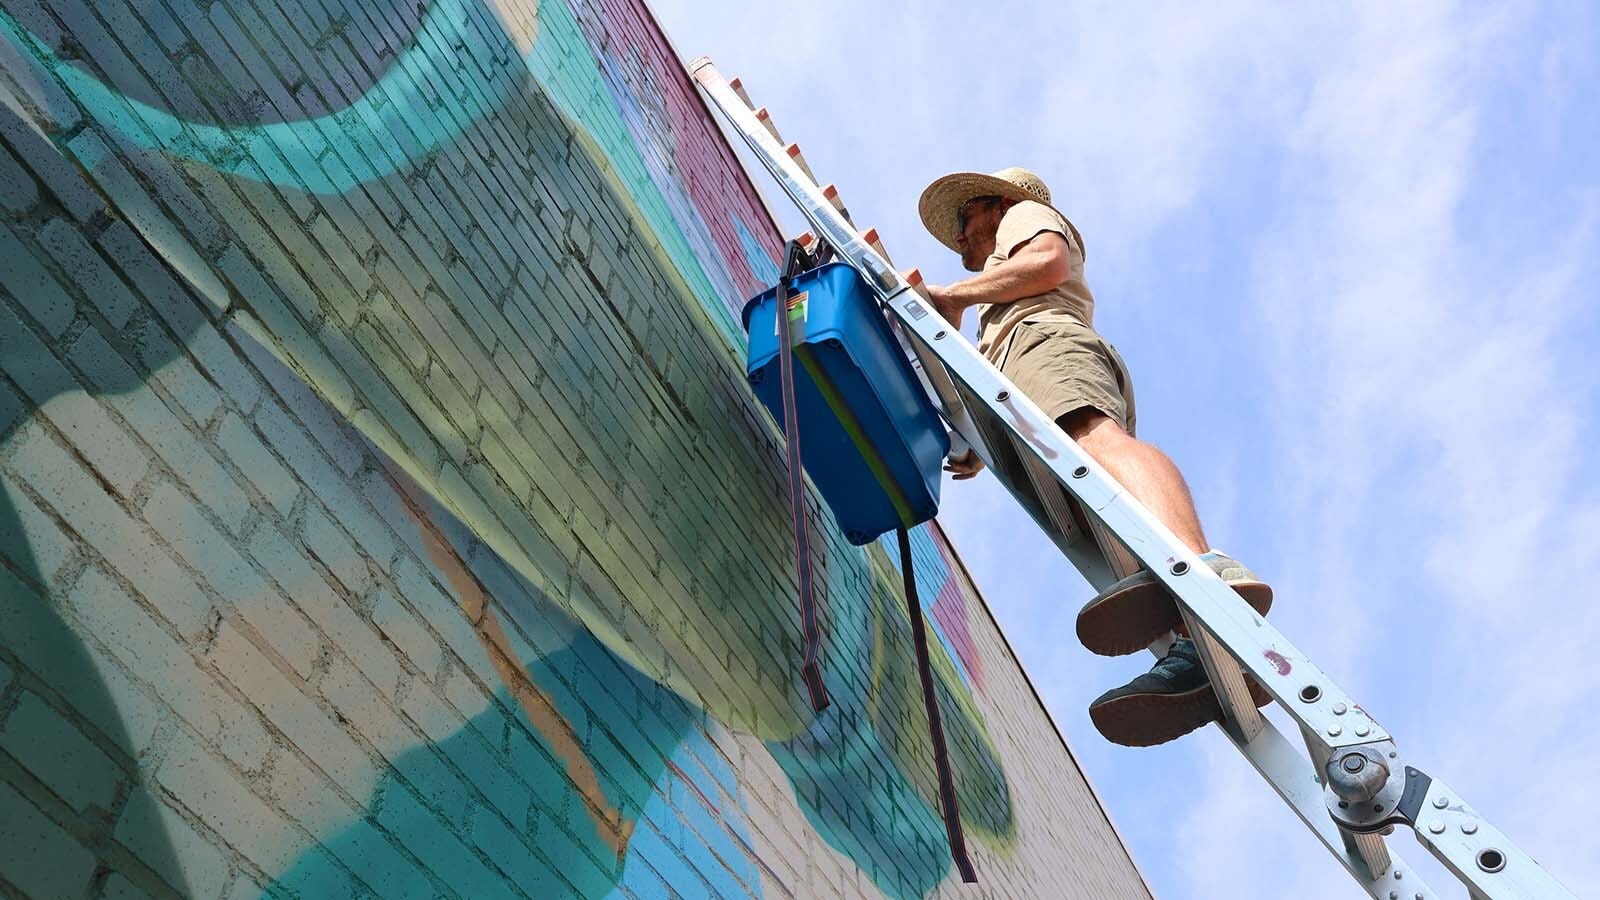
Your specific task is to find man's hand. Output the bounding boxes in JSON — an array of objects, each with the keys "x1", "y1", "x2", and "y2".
[
  {"x1": 925, "y1": 283, "x2": 964, "y2": 329},
  {"x1": 943, "y1": 448, "x2": 984, "y2": 480}
]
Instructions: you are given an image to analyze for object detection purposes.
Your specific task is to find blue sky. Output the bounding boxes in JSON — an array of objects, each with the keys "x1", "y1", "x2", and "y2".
[{"x1": 652, "y1": 2, "x2": 1600, "y2": 897}]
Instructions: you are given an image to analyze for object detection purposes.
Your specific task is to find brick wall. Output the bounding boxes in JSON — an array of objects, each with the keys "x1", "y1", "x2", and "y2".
[{"x1": 0, "y1": 0, "x2": 1152, "y2": 897}]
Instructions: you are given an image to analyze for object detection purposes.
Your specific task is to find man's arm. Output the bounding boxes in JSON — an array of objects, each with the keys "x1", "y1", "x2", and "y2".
[{"x1": 927, "y1": 231, "x2": 1070, "y2": 327}]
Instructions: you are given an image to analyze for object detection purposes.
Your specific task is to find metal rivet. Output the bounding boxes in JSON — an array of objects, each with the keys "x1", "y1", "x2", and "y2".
[
  {"x1": 1299, "y1": 685, "x2": 1322, "y2": 703},
  {"x1": 1072, "y1": 466, "x2": 1088, "y2": 478},
  {"x1": 1342, "y1": 756, "x2": 1365, "y2": 773},
  {"x1": 1415, "y1": 894, "x2": 1424, "y2": 900},
  {"x1": 1393, "y1": 870, "x2": 1403, "y2": 880},
  {"x1": 1338, "y1": 800, "x2": 1349, "y2": 809},
  {"x1": 996, "y1": 390, "x2": 1009, "y2": 402},
  {"x1": 1355, "y1": 724, "x2": 1371, "y2": 737},
  {"x1": 1429, "y1": 820, "x2": 1445, "y2": 834},
  {"x1": 1388, "y1": 892, "x2": 1399, "y2": 900},
  {"x1": 1171, "y1": 561, "x2": 1189, "y2": 576},
  {"x1": 1461, "y1": 821, "x2": 1478, "y2": 835},
  {"x1": 1389, "y1": 751, "x2": 1398, "y2": 759},
  {"x1": 1327, "y1": 725, "x2": 1342, "y2": 737},
  {"x1": 934, "y1": 330, "x2": 947, "y2": 340},
  {"x1": 1432, "y1": 796, "x2": 1448, "y2": 809},
  {"x1": 1332, "y1": 703, "x2": 1347, "y2": 715},
  {"x1": 1373, "y1": 804, "x2": 1384, "y2": 813}
]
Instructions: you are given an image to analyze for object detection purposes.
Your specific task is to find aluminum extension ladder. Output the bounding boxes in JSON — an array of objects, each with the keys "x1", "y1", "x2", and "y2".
[{"x1": 690, "y1": 57, "x2": 1577, "y2": 900}]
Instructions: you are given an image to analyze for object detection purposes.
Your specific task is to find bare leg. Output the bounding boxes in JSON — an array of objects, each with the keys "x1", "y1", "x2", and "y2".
[{"x1": 1062, "y1": 410, "x2": 1208, "y2": 555}]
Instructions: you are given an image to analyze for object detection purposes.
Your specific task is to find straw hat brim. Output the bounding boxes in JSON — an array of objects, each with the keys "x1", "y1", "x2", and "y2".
[{"x1": 918, "y1": 172, "x2": 1082, "y2": 257}]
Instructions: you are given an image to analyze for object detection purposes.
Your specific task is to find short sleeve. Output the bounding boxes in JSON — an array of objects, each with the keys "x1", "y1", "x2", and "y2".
[{"x1": 993, "y1": 200, "x2": 1072, "y2": 260}]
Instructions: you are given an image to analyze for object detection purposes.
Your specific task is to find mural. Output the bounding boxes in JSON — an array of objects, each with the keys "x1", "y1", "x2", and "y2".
[{"x1": 0, "y1": 0, "x2": 1144, "y2": 897}]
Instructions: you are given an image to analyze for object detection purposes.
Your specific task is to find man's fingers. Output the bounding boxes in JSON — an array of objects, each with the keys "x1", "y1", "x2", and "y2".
[{"x1": 943, "y1": 452, "x2": 984, "y2": 480}]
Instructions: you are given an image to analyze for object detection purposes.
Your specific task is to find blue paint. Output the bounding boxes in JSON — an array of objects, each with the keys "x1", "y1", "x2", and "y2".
[
  {"x1": 0, "y1": 0, "x2": 512, "y2": 193},
  {"x1": 736, "y1": 214, "x2": 781, "y2": 286}
]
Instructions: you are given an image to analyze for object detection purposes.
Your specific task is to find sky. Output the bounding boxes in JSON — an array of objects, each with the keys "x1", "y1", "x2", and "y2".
[{"x1": 650, "y1": 2, "x2": 1600, "y2": 897}]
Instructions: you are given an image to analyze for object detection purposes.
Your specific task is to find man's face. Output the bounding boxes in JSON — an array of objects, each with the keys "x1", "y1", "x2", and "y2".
[{"x1": 954, "y1": 196, "x2": 1006, "y2": 271}]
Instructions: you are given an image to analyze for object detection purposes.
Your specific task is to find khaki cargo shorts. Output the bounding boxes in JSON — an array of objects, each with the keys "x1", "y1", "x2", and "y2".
[{"x1": 995, "y1": 317, "x2": 1137, "y2": 437}]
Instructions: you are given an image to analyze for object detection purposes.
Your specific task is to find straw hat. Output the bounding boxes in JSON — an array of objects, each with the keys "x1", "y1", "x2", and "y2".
[{"x1": 918, "y1": 166, "x2": 1084, "y2": 257}]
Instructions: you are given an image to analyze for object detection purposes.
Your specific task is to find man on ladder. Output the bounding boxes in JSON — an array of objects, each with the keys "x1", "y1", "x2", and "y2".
[{"x1": 918, "y1": 167, "x2": 1274, "y2": 747}]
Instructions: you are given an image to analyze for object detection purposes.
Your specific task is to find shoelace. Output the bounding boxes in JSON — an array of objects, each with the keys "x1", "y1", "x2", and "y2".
[{"x1": 1151, "y1": 640, "x2": 1198, "y2": 676}]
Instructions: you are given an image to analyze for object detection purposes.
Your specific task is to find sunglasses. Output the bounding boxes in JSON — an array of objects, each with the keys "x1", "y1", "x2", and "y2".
[{"x1": 955, "y1": 195, "x2": 1003, "y2": 237}]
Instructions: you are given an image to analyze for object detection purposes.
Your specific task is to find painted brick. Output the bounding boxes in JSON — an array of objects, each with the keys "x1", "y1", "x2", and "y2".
[
  {"x1": 144, "y1": 481, "x2": 320, "y2": 677},
  {"x1": 100, "y1": 873, "x2": 150, "y2": 900},
  {"x1": 155, "y1": 740, "x2": 307, "y2": 876},
  {"x1": 370, "y1": 589, "x2": 441, "y2": 677},
  {"x1": 0, "y1": 110, "x2": 101, "y2": 222},
  {"x1": 466, "y1": 801, "x2": 566, "y2": 897},
  {"x1": 114, "y1": 787, "x2": 232, "y2": 900},
  {"x1": 0, "y1": 0, "x2": 1155, "y2": 896},
  {"x1": 60, "y1": 130, "x2": 232, "y2": 314},
  {"x1": 297, "y1": 501, "x2": 372, "y2": 598},
  {"x1": 265, "y1": 749, "x2": 437, "y2": 900},
  {"x1": 222, "y1": 874, "x2": 264, "y2": 900},
  {"x1": 0, "y1": 564, "x2": 168, "y2": 759},
  {"x1": 246, "y1": 522, "x2": 403, "y2": 699},
  {"x1": 0, "y1": 468, "x2": 75, "y2": 588},
  {"x1": 37, "y1": 216, "x2": 139, "y2": 330},
  {"x1": 0, "y1": 378, "x2": 23, "y2": 447},
  {"x1": 375, "y1": 779, "x2": 524, "y2": 900},
  {"x1": 0, "y1": 691, "x2": 121, "y2": 812},
  {"x1": 66, "y1": 326, "x2": 253, "y2": 536},
  {"x1": 0, "y1": 780, "x2": 96, "y2": 899},
  {"x1": 317, "y1": 655, "x2": 465, "y2": 809},
  {"x1": 91, "y1": 223, "x2": 260, "y2": 414},
  {"x1": 207, "y1": 620, "x2": 373, "y2": 795},
  {"x1": 214, "y1": 412, "x2": 299, "y2": 518},
  {"x1": 66, "y1": 565, "x2": 270, "y2": 771},
  {"x1": 2, "y1": 424, "x2": 215, "y2": 639},
  {"x1": 0, "y1": 140, "x2": 39, "y2": 212},
  {"x1": 127, "y1": 314, "x2": 224, "y2": 428}
]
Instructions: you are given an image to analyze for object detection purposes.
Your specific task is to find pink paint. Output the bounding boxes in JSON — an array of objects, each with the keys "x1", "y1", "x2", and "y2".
[{"x1": 1264, "y1": 650, "x2": 1292, "y2": 676}]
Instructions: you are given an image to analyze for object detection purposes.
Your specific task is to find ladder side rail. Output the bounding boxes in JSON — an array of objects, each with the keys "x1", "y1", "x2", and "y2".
[{"x1": 1407, "y1": 775, "x2": 1578, "y2": 899}]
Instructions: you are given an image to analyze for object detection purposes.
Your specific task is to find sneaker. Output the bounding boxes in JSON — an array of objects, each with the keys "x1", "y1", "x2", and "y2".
[
  {"x1": 1088, "y1": 639, "x2": 1273, "y2": 747},
  {"x1": 1075, "y1": 551, "x2": 1272, "y2": 657}
]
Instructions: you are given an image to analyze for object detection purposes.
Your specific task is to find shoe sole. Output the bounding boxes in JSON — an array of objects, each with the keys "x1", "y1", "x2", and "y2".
[
  {"x1": 1077, "y1": 578, "x2": 1273, "y2": 657},
  {"x1": 1089, "y1": 678, "x2": 1273, "y2": 747}
]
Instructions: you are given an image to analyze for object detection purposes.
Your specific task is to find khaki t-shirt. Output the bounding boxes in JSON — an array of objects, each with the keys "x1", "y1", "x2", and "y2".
[{"x1": 974, "y1": 200, "x2": 1096, "y2": 363}]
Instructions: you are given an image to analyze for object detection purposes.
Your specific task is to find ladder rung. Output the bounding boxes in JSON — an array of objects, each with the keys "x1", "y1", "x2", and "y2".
[
  {"x1": 859, "y1": 227, "x2": 892, "y2": 265},
  {"x1": 729, "y1": 75, "x2": 754, "y2": 108},
  {"x1": 755, "y1": 107, "x2": 781, "y2": 142},
  {"x1": 1183, "y1": 611, "x2": 1267, "y2": 742},
  {"x1": 821, "y1": 183, "x2": 853, "y2": 226},
  {"x1": 784, "y1": 142, "x2": 817, "y2": 184}
]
